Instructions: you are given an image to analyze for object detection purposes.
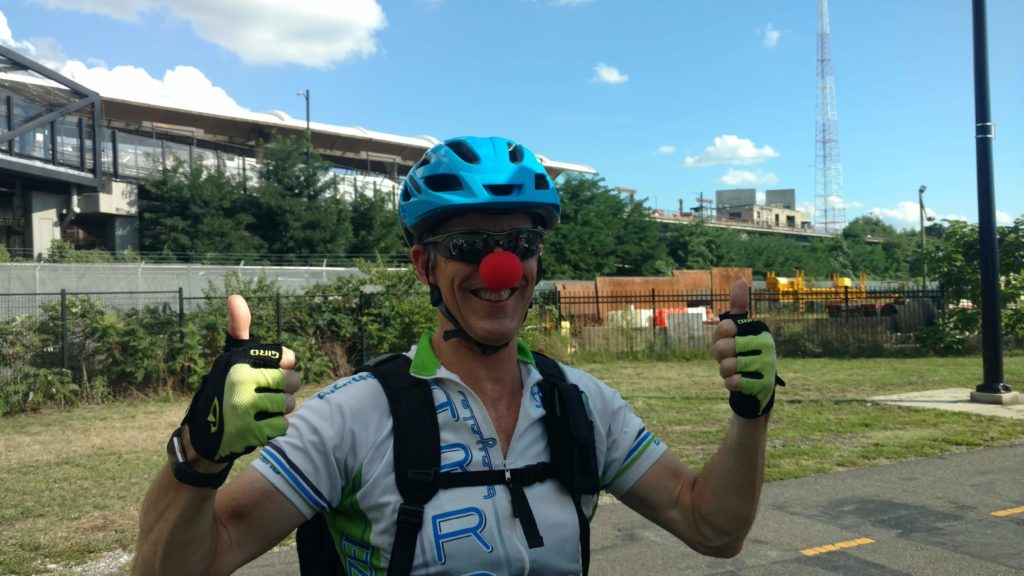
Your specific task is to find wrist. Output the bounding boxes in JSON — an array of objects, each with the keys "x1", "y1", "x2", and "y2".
[
  {"x1": 167, "y1": 427, "x2": 233, "y2": 488},
  {"x1": 181, "y1": 426, "x2": 230, "y2": 474}
]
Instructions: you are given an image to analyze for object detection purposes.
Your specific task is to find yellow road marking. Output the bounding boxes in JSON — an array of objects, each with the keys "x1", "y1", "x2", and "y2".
[
  {"x1": 801, "y1": 537, "x2": 875, "y2": 556},
  {"x1": 991, "y1": 506, "x2": 1024, "y2": 517}
]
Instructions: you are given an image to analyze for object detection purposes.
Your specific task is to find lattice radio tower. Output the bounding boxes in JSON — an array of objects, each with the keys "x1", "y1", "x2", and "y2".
[{"x1": 815, "y1": 0, "x2": 846, "y2": 233}]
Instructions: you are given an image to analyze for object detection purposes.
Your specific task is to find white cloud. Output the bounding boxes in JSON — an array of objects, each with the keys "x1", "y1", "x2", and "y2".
[
  {"x1": 656, "y1": 145, "x2": 675, "y2": 155},
  {"x1": 718, "y1": 169, "x2": 779, "y2": 186},
  {"x1": 761, "y1": 23, "x2": 780, "y2": 48},
  {"x1": 593, "y1": 63, "x2": 628, "y2": 85},
  {"x1": 61, "y1": 60, "x2": 248, "y2": 114},
  {"x1": 868, "y1": 201, "x2": 938, "y2": 228},
  {"x1": 827, "y1": 195, "x2": 863, "y2": 210},
  {"x1": 26, "y1": 0, "x2": 387, "y2": 68},
  {"x1": 684, "y1": 135, "x2": 779, "y2": 167},
  {"x1": 0, "y1": 11, "x2": 38, "y2": 52},
  {"x1": 31, "y1": 0, "x2": 157, "y2": 22},
  {"x1": 996, "y1": 211, "x2": 1013, "y2": 225},
  {"x1": 1, "y1": 9, "x2": 247, "y2": 114}
]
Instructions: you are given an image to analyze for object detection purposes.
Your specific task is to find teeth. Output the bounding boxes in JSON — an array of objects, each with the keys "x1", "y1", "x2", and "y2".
[{"x1": 475, "y1": 288, "x2": 512, "y2": 302}]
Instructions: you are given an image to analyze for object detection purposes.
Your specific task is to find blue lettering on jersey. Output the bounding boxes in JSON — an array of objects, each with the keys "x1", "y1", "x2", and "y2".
[
  {"x1": 317, "y1": 372, "x2": 375, "y2": 400},
  {"x1": 341, "y1": 535, "x2": 373, "y2": 575},
  {"x1": 458, "y1": 392, "x2": 497, "y2": 500},
  {"x1": 440, "y1": 443, "x2": 473, "y2": 473},
  {"x1": 530, "y1": 383, "x2": 543, "y2": 409},
  {"x1": 431, "y1": 507, "x2": 492, "y2": 564},
  {"x1": 432, "y1": 380, "x2": 460, "y2": 422}
]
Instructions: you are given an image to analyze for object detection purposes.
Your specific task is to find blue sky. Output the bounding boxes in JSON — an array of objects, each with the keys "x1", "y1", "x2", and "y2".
[{"x1": 3, "y1": 0, "x2": 1021, "y2": 230}]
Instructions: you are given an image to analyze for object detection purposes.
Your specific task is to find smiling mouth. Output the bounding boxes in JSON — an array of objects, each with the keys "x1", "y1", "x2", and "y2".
[{"x1": 472, "y1": 288, "x2": 514, "y2": 302}]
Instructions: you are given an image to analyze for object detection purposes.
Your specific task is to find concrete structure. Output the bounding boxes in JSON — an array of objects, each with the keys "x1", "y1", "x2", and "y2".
[
  {"x1": 0, "y1": 46, "x2": 595, "y2": 261},
  {"x1": 715, "y1": 188, "x2": 757, "y2": 217},
  {"x1": 765, "y1": 188, "x2": 796, "y2": 209},
  {"x1": 713, "y1": 187, "x2": 811, "y2": 231}
]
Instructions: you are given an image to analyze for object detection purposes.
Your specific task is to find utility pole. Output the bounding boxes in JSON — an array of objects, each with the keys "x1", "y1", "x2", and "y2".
[
  {"x1": 970, "y1": 0, "x2": 1012, "y2": 399},
  {"x1": 297, "y1": 89, "x2": 310, "y2": 163}
]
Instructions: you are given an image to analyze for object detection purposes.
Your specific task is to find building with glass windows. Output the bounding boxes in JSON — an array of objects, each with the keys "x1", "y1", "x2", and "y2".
[{"x1": 0, "y1": 46, "x2": 593, "y2": 261}]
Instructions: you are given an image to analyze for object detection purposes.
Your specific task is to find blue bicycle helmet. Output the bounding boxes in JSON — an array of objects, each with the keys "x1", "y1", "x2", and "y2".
[{"x1": 399, "y1": 136, "x2": 560, "y2": 245}]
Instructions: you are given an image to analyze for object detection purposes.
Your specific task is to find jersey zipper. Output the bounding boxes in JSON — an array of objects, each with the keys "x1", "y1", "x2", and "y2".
[{"x1": 504, "y1": 394, "x2": 530, "y2": 574}]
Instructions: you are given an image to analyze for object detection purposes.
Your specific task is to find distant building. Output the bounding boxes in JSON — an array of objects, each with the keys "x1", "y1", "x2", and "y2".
[
  {"x1": 0, "y1": 47, "x2": 594, "y2": 260},
  {"x1": 765, "y1": 188, "x2": 796, "y2": 209},
  {"x1": 715, "y1": 188, "x2": 757, "y2": 217},
  {"x1": 716, "y1": 187, "x2": 810, "y2": 230}
]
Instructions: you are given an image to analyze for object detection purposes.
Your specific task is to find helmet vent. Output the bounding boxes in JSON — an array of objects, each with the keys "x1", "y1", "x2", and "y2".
[
  {"x1": 485, "y1": 184, "x2": 520, "y2": 196},
  {"x1": 423, "y1": 174, "x2": 464, "y2": 192},
  {"x1": 534, "y1": 174, "x2": 550, "y2": 190},
  {"x1": 508, "y1": 143, "x2": 524, "y2": 164},
  {"x1": 406, "y1": 177, "x2": 423, "y2": 196},
  {"x1": 446, "y1": 140, "x2": 480, "y2": 164}
]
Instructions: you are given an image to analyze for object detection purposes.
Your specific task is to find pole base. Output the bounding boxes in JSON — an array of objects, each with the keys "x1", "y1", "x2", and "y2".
[
  {"x1": 970, "y1": 389, "x2": 1021, "y2": 405},
  {"x1": 976, "y1": 382, "x2": 1013, "y2": 394}
]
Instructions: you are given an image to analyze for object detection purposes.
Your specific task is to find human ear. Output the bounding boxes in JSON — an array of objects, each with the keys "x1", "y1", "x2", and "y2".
[{"x1": 411, "y1": 245, "x2": 431, "y2": 284}]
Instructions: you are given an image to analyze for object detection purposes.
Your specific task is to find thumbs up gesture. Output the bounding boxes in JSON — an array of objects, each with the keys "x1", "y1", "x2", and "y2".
[
  {"x1": 182, "y1": 295, "x2": 301, "y2": 463},
  {"x1": 712, "y1": 281, "x2": 785, "y2": 419}
]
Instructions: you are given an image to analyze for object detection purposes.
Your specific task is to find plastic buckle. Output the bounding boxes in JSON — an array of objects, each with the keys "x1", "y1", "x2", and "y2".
[
  {"x1": 406, "y1": 467, "x2": 437, "y2": 485},
  {"x1": 396, "y1": 503, "x2": 425, "y2": 529}
]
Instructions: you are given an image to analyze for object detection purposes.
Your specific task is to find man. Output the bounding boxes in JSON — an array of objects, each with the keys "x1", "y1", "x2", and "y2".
[{"x1": 133, "y1": 136, "x2": 780, "y2": 575}]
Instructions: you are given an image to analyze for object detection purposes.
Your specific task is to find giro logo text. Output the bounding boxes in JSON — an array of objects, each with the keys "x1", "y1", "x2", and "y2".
[{"x1": 250, "y1": 349, "x2": 281, "y2": 360}]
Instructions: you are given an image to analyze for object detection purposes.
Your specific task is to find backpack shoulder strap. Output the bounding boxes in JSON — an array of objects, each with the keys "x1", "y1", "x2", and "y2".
[
  {"x1": 533, "y1": 350, "x2": 599, "y2": 576},
  {"x1": 534, "y1": 351, "x2": 599, "y2": 494},
  {"x1": 367, "y1": 353, "x2": 440, "y2": 576},
  {"x1": 295, "y1": 353, "x2": 436, "y2": 576}
]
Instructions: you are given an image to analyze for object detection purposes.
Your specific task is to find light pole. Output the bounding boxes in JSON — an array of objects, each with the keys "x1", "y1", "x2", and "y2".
[
  {"x1": 918, "y1": 185, "x2": 935, "y2": 288},
  {"x1": 296, "y1": 89, "x2": 310, "y2": 163}
]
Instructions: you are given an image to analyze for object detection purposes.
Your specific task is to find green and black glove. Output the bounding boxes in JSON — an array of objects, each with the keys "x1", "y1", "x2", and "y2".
[
  {"x1": 183, "y1": 335, "x2": 290, "y2": 463},
  {"x1": 720, "y1": 312, "x2": 786, "y2": 419}
]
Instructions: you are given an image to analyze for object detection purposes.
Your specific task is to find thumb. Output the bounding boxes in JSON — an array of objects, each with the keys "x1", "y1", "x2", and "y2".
[
  {"x1": 227, "y1": 295, "x2": 251, "y2": 341},
  {"x1": 729, "y1": 280, "x2": 749, "y2": 317}
]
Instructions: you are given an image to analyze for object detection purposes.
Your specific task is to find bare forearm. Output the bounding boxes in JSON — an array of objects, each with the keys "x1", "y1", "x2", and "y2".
[
  {"x1": 132, "y1": 465, "x2": 222, "y2": 576},
  {"x1": 689, "y1": 413, "x2": 769, "y2": 555}
]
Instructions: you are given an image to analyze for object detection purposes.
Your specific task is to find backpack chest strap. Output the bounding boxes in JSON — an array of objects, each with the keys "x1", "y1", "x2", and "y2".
[{"x1": 404, "y1": 462, "x2": 551, "y2": 549}]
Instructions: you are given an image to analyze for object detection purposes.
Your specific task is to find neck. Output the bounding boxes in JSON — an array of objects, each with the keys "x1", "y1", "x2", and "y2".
[{"x1": 431, "y1": 328, "x2": 522, "y2": 399}]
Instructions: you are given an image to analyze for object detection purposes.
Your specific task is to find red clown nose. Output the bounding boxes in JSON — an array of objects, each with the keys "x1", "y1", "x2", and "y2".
[{"x1": 479, "y1": 251, "x2": 523, "y2": 290}]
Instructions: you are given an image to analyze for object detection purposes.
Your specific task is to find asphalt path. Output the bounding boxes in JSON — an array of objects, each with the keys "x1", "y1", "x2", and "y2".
[{"x1": 238, "y1": 443, "x2": 1024, "y2": 575}]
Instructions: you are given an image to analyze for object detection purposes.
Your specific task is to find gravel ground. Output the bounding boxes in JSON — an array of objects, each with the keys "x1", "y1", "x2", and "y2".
[{"x1": 29, "y1": 551, "x2": 132, "y2": 576}]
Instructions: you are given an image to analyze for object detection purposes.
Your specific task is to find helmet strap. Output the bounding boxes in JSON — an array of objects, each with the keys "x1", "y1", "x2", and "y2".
[{"x1": 424, "y1": 253, "x2": 511, "y2": 356}]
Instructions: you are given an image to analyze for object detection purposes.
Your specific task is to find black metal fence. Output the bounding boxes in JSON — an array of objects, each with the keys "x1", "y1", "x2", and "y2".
[
  {"x1": 547, "y1": 287, "x2": 944, "y2": 358},
  {"x1": 1, "y1": 286, "x2": 947, "y2": 374}
]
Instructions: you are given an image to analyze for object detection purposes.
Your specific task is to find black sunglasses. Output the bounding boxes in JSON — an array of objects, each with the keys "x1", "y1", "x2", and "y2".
[{"x1": 423, "y1": 228, "x2": 545, "y2": 264}]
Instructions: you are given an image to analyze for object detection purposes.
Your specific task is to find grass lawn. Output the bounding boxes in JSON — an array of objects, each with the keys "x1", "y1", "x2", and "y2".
[{"x1": 2, "y1": 355, "x2": 1023, "y2": 574}]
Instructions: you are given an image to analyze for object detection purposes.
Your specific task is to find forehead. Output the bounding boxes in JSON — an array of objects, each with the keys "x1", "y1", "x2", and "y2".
[{"x1": 435, "y1": 212, "x2": 534, "y2": 234}]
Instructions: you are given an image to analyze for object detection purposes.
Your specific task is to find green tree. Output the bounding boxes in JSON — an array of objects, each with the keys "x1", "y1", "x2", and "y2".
[
  {"x1": 543, "y1": 175, "x2": 669, "y2": 279},
  {"x1": 665, "y1": 221, "x2": 716, "y2": 270},
  {"x1": 250, "y1": 134, "x2": 352, "y2": 258},
  {"x1": 349, "y1": 185, "x2": 406, "y2": 260},
  {"x1": 615, "y1": 198, "x2": 670, "y2": 276},
  {"x1": 922, "y1": 217, "x2": 1024, "y2": 349},
  {"x1": 139, "y1": 159, "x2": 265, "y2": 258}
]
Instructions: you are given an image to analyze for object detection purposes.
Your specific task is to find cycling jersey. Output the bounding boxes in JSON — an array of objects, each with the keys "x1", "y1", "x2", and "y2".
[{"x1": 253, "y1": 332, "x2": 666, "y2": 574}]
